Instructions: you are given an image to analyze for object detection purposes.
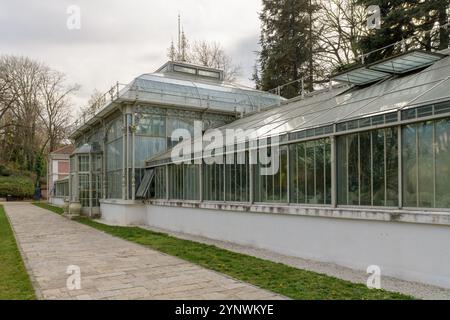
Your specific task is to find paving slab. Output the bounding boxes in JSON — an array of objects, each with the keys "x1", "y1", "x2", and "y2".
[{"x1": 3, "y1": 203, "x2": 284, "y2": 300}]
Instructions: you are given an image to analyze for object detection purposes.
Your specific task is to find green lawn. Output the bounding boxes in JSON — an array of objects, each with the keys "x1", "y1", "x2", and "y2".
[
  {"x1": 0, "y1": 205, "x2": 36, "y2": 300},
  {"x1": 34, "y1": 203, "x2": 414, "y2": 300}
]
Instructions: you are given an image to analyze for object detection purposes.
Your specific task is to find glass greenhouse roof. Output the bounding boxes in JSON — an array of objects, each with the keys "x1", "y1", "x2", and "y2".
[
  {"x1": 331, "y1": 67, "x2": 390, "y2": 85},
  {"x1": 368, "y1": 50, "x2": 446, "y2": 74},
  {"x1": 331, "y1": 50, "x2": 447, "y2": 86},
  {"x1": 71, "y1": 62, "x2": 283, "y2": 137},
  {"x1": 147, "y1": 54, "x2": 450, "y2": 166},
  {"x1": 124, "y1": 73, "x2": 282, "y2": 114}
]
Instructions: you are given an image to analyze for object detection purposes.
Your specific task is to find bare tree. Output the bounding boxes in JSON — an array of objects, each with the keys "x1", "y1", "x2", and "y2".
[
  {"x1": 167, "y1": 38, "x2": 241, "y2": 81},
  {"x1": 0, "y1": 61, "x2": 16, "y2": 133},
  {"x1": 38, "y1": 68, "x2": 79, "y2": 152},
  {"x1": 79, "y1": 88, "x2": 104, "y2": 118},
  {"x1": 190, "y1": 40, "x2": 241, "y2": 81},
  {"x1": 315, "y1": 0, "x2": 367, "y2": 73},
  {"x1": 0, "y1": 56, "x2": 43, "y2": 170},
  {"x1": 0, "y1": 55, "x2": 78, "y2": 171}
]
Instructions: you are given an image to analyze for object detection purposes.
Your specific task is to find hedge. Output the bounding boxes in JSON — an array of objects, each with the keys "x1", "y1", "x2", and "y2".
[{"x1": 0, "y1": 176, "x2": 35, "y2": 198}]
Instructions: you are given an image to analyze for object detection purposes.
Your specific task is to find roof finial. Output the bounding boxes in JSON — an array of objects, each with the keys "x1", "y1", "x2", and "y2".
[{"x1": 178, "y1": 14, "x2": 181, "y2": 57}]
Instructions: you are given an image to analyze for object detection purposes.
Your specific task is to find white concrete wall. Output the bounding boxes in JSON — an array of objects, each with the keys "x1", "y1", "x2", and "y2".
[
  {"x1": 100, "y1": 200, "x2": 146, "y2": 225},
  {"x1": 50, "y1": 197, "x2": 65, "y2": 207},
  {"x1": 100, "y1": 202, "x2": 450, "y2": 289}
]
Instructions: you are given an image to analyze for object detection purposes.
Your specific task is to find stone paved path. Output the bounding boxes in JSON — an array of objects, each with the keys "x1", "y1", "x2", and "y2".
[{"x1": 3, "y1": 203, "x2": 283, "y2": 300}]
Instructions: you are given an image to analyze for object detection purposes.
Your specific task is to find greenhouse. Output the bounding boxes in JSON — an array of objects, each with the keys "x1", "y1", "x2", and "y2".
[
  {"x1": 56, "y1": 61, "x2": 283, "y2": 213},
  {"x1": 145, "y1": 50, "x2": 450, "y2": 210},
  {"x1": 52, "y1": 51, "x2": 450, "y2": 289}
]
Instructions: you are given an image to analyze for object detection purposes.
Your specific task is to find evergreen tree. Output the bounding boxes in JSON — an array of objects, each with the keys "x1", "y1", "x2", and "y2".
[
  {"x1": 356, "y1": 1, "x2": 450, "y2": 63},
  {"x1": 258, "y1": 0, "x2": 317, "y2": 98},
  {"x1": 412, "y1": 0, "x2": 450, "y2": 50},
  {"x1": 355, "y1": 0, "x2": 417, "y2": 62},
  {"x1": 251, "y1": 63, "x2": 261, "y2": 90}
]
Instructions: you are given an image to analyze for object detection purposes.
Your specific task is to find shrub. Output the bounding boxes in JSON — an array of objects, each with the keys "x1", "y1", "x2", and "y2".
[
  {"x1": 0, "y1": 163, "x2": 37, "y2": 181},
  {"x1": 0, "y1": 176, "x2": 35, "y2": 198}
]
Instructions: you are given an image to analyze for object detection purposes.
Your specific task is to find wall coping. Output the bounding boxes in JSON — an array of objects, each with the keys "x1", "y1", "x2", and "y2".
[
  {"x1": 145, "y1": 200, "x2": 450, "y2": 227},
  {"x1": 100, "y1": 199, "x2": 145, "y2": 206}
]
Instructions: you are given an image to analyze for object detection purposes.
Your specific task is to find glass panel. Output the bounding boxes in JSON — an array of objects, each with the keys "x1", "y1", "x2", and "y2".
[
  {"x1": 315, "y1": 142, "x2": 325, "y2": 204},
  {"x1": 136, "y1": 114, "x2": 166, "y2": 137},
  {"x1": 337, "y1": 135, "x2": 348, "y2": 205},
  {"x1": 78, "y1": 155, "x2": 89, "y2": 172},
  {"x1": 280, "y1": 147, "x2": 288, "y2": 202},
  {"x1": 417, "y1": 122, "x2": 434, "y2": 207},
  {"x1": 154, "y1": 166, "x2": 166, "y2": 199},
  {"x1": 435, "y1": 118, "x2": 450, "y2": 207},
  {"x1": 305, "y1": 142, "x2": 315, "y2": 204},
  {"x1": 253, "y1": 162, "x2": 261, "y2": 203},
  {"x1": 225, "y1": 154, "x2": 235, "y2": 202},
  {"x1": 347, "y1": 134, "x2": 359, "y2": 205},
  {"x1": 372, "y1": 130, "x2": 385, "y2": 206},
  {"x1": 253, "y1": 146, "x2": 287, "y2": 203},
  {"x1": 402, "y1": 124, "x2": 417, "y2": 207},
  {"x1": 198, "y1": 69, "x2": 220, "y2": 79},
  {"x1": 203, "y1": 156, "x2": 225, "y2": 201},
  {"x1": 92, "y1": 174, "x2": 101, "y2": 207},
  {"x1": 182, "y1": 164, "x2": 199, "y2": 201},
  {"x1": 385, "y1": 127, "x2": 398, "y2": 206},
  {"x1": 106, "y1": 117, "x2": 123, "y2": 142},
  {"x1": 106, "y1": 137, "x2": 123, "y2": 172},
  {"x1": 338, "y1": 128, "x2": 397, "y2": 207},
  {"x1": 325, "y1": 142, "x2": 332, "y2": 204},
  {"x1": 106, "y1": 170, "x2": 122, "y2": 199},
  {"x1": 289, "y1": 145, "x2": 299, "y2": 203},
  {"x1": 78, "y1": 174, "x2": 89, "y2": 207},
  {"x1": 232, "y1": 152, "x2": 249, "y2": 202},
  {"x1": 134, "y1": 136, "x2": 166, "y2": 167},
  {"x1": 360, "y1": 132, "x2": 372, "y2": 205},
  {"x1": 173, "y1": 65, "x2": 197, "y2": 75}
]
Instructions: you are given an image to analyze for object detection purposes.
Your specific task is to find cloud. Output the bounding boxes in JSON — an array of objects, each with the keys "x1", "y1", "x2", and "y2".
[{"x1": 0, "y1": 0, "x2": 262, "y2": 111}]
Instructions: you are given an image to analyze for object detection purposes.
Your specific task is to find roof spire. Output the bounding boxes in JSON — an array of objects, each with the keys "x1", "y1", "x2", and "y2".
[{"x1": 177, "y1": 14, "x2": 181, "y2": 57}]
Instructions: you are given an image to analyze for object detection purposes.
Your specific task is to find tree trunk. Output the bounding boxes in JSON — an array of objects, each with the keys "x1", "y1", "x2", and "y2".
[{"x1": 439, "y1": 6, "x2": 449, "y2": 50}]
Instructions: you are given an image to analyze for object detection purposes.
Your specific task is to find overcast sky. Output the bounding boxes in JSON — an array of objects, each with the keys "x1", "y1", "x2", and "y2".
[{"x1": 0, "y1": 0, "x2": 262, "y2": 112}]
